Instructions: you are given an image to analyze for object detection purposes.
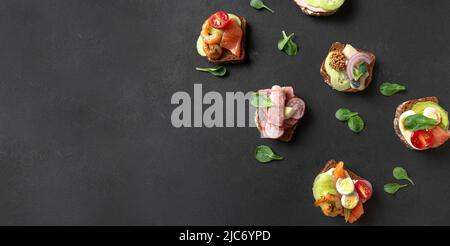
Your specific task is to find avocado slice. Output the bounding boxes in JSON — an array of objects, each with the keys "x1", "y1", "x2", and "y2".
[
  {"x1": 412, "y1": 101, "x2": 449, "y2": 130},
  {"x1": 312, "y1": 173, "x2": 337, "y2": 201}
]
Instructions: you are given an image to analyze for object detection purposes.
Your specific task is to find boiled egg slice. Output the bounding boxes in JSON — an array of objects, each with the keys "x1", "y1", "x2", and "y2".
[
  {"x1": 423, "y1": 107, "x2": 441, "y2": 124},
  {"x1": 341, "y1": 192, "x2": 359, "y2": 209},
  {"x1": 336, "y1": 177, "x2": 355, "y2": 195}
]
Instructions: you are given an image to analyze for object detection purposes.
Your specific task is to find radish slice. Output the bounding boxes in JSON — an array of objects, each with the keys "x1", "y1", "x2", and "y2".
[{"x1": 346, "y1": 52, "x2": 372, "y2": 81}]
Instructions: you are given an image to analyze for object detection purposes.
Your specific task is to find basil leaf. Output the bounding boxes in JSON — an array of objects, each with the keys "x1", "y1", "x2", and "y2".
[
  {"x1": 384, "y1": 183, "x2": 408, "y2": 195},
  {"x1": 255, "y1": 145, "x2": 283, "y2": 164},
  {"x1": 393, "y1": 167, "x2": 414, "y2": 185},
  {"x1": 195, "y1": 66, "x2": 227, "y2": 77},
  {"x1": 277, "y1": 31, "x2": 293, "y2": 51},
  {"x1": 348, "y1": 115, "x2": 365, "y2": 133},
  {"x1": 404, "y1": 114, "x2": 438, "y2": 131},
  {"x1": 284, "y1": 39, "x2": 298, "y2": 56},
  {"x1": 278, "y1": 31, "x2": 298, "y2": 56},
  {"x1": 380, "y1": 82, "x2": 406, "y2": 96},
  {"x1": 353, "y1": 63, "x2": 368, "y2": 81},
  {"x1": 335, "y1": 108, "x2": 359, "y2": 122},
  {"x1": 250, "y1": 0, "x2": 274, "y2": 13},
  {"x1": 250, "y1": 93, "x2": 273, "y2": 108}
]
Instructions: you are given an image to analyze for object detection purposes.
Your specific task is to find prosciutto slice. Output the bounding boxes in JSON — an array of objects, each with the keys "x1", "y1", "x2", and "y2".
[{"x1": 268, "y1": 85, "x2": 285, "y2": 127}]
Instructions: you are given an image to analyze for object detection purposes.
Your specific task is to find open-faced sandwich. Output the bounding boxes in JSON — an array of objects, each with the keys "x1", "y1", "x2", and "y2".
[
  {"x1": 394, "y1": 97, "x2": 449, "y2": 150},
  {"x1": 313, "y1": 160, "x2": 372, "y2": 224},
  {"x1": 196, "y1": 11, "x2": 246, "y2": 64},
  {"x1": 294, "y1": 0, "x2": 345, "y2": 16},
  {"x1": 320, "y1": 42, "x2": 376, "y2": 93},
  {"x1": 254, "y1": 86, "x2": 306, "y2": 142}
]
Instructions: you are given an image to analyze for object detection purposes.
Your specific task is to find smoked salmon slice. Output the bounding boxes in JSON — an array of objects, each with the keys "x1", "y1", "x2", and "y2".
[
  {"x1": 430, "y1": 127, "x2": 450, "y2": 148},
  {"x1": 220, "y1": 19, "x2": 242, "y2": 57},
  {"x1": 348, "y1": 201, "x2": 364, "y2": 224}
]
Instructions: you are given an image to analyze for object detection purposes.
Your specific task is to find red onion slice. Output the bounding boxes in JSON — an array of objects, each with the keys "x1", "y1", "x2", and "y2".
[{"x1": 346, "y1": 52, "x2": 372, "y2": 81}]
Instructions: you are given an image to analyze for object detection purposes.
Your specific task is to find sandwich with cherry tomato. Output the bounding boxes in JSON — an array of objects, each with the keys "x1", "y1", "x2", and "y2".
[
  {"x1": 294, "y1": 0, "x2": 346, "y2": 16},
  {"x1": 312, "y1": 160, "x2": 372, "y2": 223},
  {"x1": 394, "y1": 97, "x2": 449, "y2": 150},
  {"x1": 196, "y1": 11, "x2": 246, "y2": 64},
  {"x1": 320, "y1": 42, "x2": 376, "y2": 93}
]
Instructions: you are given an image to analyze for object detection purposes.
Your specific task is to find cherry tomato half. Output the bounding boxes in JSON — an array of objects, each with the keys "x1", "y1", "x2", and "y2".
[
  {"x1": 209, "y1": 11, "x2": 230, "y2": 30},
  {"x1": 411, "y1": 129, "x2": 434, "y2": 149},
  {"x1": 355, "y1": 180, "x2": 373, "y2": 203}
]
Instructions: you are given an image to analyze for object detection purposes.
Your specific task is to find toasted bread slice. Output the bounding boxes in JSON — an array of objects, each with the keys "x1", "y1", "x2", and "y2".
[
  {"x1": 207, "y1": 17, "x2": 246, "y2": 65},
  {"x1": 293, "y1": 0, "x2": 337, "y2": 16},
  {"x1": 320, "y1": 42, "x2": 376, "y2": 93},
  {"x1": 278, "y1": 125, "x2": 298, "y2": 142},
  {"x1": 320, "y1": 160, "x2": 362, "y2": 180},
  {"x1": 393, "y1": 97, "x2": 439, "y2": 149}
]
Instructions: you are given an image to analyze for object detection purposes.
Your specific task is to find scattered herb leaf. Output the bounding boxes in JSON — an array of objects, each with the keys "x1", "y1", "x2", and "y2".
[
  {"x1": 348, "y1": 115, "x2": 365, "y2": 133},
  {"x1": 250, "y1": 0, "x2": 274, "y2": 13},
  {"x1": 380, "y1": 82, "x2": 406, "y2": 96},
  {"x1": 335, "y1": 108, "x2": 359, "y2": 121},
  {"x1": 255, "y1": 145, "x2": 283, "y2": 163},
  {"x1": 278, "y1": 31, "x2": 298, "y2": 56},
  {"x1": 195, "y1": 66, "x2": 227, "y2": 77},
  {"x1": 250, "y1": 93, "x2": 273, "y2": 108},
  {"x1": 393, "y1": 167, "x2": 414, "y2": 185},
  {"x1": 384, "y1": 183, "x2": 408, "y2": 195},
  {"x1": 404, "y1": 114, "x2": 438, "y2": 131},
  {"x1": 278, "y1": 32, "x2": 294, "y2": 51}
]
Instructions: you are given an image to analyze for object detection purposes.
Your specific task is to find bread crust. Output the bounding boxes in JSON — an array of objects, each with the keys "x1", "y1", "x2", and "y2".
[
  {"x1": 207, "y1": 17, "x2": 246, "y2": 65},
  {"x1": 393, "y1": 97, "x2": 439, "y2": 149},
  {"x1": 320, "y1": 160, "x2": 362, "y2": 180},
  {"x1": 293, "y1": 0, "x2": 337, "y2": 16},
  {"x1": 320, "y1": 42, "x2": 376, "y2": 93},
  {"x1": 298, "y1": 6, "x2": 337, "y2": 16}
]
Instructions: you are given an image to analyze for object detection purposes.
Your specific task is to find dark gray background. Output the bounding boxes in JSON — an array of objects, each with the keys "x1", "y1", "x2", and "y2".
[{"x1": 0, "y1": 0, "x2": 448, "y2": 225}]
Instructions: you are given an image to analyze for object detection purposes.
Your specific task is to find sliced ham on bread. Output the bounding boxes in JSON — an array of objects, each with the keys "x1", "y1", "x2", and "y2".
[{"x1": 255, "y1": 86, "x2": 306, "y2": 142}]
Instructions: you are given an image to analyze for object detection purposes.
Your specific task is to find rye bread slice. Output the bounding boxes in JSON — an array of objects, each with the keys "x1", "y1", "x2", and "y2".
[
  {"x1": 320, "y1": 42, "x2": 376, "y2": 93},
  {"x1": 393, "y1": 96, "x2": 439, "y2": 149},
  {"x1": 294, "y1": 0, "x2": 337, "y2": 16},
  {"x1": 207, "y1": 17, "x2": 246, "y2": 65},
  {"x1": 320, "y1": 160, "x2": 363, "y2": 181},
  {"x1": 278, "y1": 124, "x2": 298, "y2": 142}
]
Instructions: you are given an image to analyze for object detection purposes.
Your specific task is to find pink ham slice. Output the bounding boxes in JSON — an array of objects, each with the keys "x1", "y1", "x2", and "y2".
[
  {"x1": 255, "y1": 107, "x2": 269, "y2": 138},
  {"x1": 268, "y1": 85, "x2": 285, "y2": 127},
  {"x1": 264, "y1": 123, "x2": 284, "y2": 139},
  {"x1": 286, "y1": 97, "x2": 306, "y2": 120},
  {"x1": 283, "y1": 86, "x2": 295, "y2": 100},
  {"x1": 256, "y1": 110, "x2": 284, "y2": 139}
]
